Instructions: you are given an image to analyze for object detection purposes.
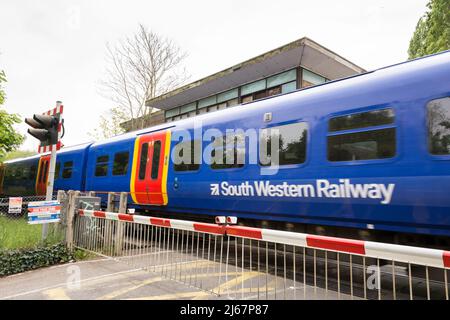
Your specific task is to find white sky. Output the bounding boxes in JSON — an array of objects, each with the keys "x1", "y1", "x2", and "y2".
[{"x1": 0, "y1": 0, "x2": 428, "y2": 151}]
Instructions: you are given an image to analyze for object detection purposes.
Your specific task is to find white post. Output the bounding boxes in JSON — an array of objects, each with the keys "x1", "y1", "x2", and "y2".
[{"x1": 42, "y1": 100, "x2": 62, "y2": 240}]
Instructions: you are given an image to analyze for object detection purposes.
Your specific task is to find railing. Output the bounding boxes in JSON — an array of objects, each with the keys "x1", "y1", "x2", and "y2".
[{"x1": 73, "y1": 206, "x2": 450, "y2": 300}]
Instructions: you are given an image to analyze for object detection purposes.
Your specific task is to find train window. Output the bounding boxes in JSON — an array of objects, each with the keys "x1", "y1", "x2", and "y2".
[
  {"x1": 329, "y1": 109, "x2": 394, "y2": 132},
  {"x1": 151, "y1": 141, "x2": 161, "y2": 180},
  {"x1": 259, "y1": 122, "x2": 308, "y2": 166},
  {"x1": 211, "y1": 134, "x2": 245, "y2": 169},
  {"x1": 62, "y1": 161, "x2": 73, "y2": 179},
  {"x1": 42, "y1": 161, "x2": 49, "y2": 183},
  {"x1": 29, "y1": 165, "x2": 37, "y2": 180},
  {"x1": 113, "y1": 152, "x2": 129, "y2": 176},
  {"x1": 95, "y1": 155, "x2": 109, "y2": 177},
  {"x1": 328, "y1": 128, "x2": 396, "y2": 161},
  {"x1": 22, "y1": 166, "x2": 30, "y2": 180},
  {"x1": 54, "y1": 162, "x2": 60, "y2": 180},
  {"x1": 173, "y1": 140, "x2": 200, "y2": 172},
  {"x1": 139, "y1": 143, "x2": 149, "y2": 180},
  {"x1": 427, "y1": 97, "x2": 450, "y2": 155}
]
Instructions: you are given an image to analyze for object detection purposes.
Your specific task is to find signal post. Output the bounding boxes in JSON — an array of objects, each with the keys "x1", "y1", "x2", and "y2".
[{"x1": 25, "y1": 101, "x2": 64, "y2": 239}]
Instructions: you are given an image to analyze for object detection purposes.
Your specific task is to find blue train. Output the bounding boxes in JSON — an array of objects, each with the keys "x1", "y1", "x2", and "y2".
[{"x1": 1, "y1": 51, "x2": 450, "y2": 246}]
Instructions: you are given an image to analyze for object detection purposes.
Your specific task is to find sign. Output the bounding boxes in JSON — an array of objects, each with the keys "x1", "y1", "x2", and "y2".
[
  {"x1": 8, "y1": 197, "x2": 23, "y2": 214},
  {"x1": 28, "y1": 200, "x2": 61, "y2": 225}
]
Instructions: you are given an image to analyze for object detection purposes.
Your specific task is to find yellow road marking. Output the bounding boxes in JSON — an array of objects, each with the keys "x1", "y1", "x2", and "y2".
[
  {"x1": 43, "y1": 288, "x2": 71, "y2": 300},
  {"x1": 97, "y1": 276, "x2": 163, "y2": 300}
]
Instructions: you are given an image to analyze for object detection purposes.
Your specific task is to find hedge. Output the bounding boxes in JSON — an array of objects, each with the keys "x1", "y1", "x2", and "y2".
[{"x1": 0, "y1": 243, "x2": 74, "y2": 277}]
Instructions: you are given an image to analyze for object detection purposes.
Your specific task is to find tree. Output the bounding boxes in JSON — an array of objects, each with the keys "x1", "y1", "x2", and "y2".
[
  {"x1": 97, "y1": 24, "x2": 189, "y2": 137},
  {"x1": 0, "y1": 70, "x2": 24, "y2": 160},
  {"x1": 88, "y1": 106, "x2": 128, "y2": 141},
  {"x1": 408, "y1": 0, "x2": 450, "y2": 59}
]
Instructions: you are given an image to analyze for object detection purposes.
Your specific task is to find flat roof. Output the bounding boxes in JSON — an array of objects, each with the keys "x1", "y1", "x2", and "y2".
[{"x1": 146, "y1": 37, "x2": 365, "y2": 110}]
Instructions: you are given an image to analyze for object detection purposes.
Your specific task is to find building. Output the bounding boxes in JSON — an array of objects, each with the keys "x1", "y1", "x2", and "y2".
[{"x1": 122, "y1": 37, "x2": 365, "y2": 131}]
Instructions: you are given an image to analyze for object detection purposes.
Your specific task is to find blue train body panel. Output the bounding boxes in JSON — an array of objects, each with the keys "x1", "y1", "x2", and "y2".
[
  {"x1": 85, "y1": 136, "x2": 135, "y2": 204},
  {"x1": 2, "y1": 156, "x2": 40, "y2": 196},
  {"x1": 54, "y1": 143, "x2": 92, "y2": 192},
  {"x1": 162, "y1": 51, "x2": 450, "y2": 236}
]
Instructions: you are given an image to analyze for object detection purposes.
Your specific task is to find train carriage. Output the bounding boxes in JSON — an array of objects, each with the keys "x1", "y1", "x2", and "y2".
[{"x1": 1, "y1": 50, "x2": 450, "y2": 245}]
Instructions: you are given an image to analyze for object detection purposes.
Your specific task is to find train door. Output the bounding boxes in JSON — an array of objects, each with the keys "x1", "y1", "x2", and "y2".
[
  {"x1": 0, "y1": 164, "x2": 4, "y2": 195},
  {"x1": 131, "y1": 130, "x2": 171, "y2": 205},
  {"x1": 36, "y1": 155, "x2": 50, "y2": 195}
]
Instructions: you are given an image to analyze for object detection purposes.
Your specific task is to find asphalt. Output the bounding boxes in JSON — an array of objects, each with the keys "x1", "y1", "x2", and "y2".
[{"x1": 0, "y1": 256, "x2": 356, "y2": 300}]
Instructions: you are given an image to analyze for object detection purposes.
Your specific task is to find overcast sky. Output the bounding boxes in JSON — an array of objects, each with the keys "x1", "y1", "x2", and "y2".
[{"x1": 0, "y1": 0, "x2": 428, "y2": 150}]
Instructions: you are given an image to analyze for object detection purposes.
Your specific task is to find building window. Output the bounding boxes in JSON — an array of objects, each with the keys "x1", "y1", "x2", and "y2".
[
  {"x1": 139, "y1": 143, "x2": 149, "y2": 180},
  {"x1": 282, "y1": 81, "x2": 297, "y2": 94},
  {"x1": 266, "y1": 69, "x2": 297, "y2": 88},
  {"x1": 62, "y1": 161, "x2": 74, "y2": 179},
  {"x1": 211, "y1": 134, "x2": 245, "y2": 169},
  {"x1": 427, "y1": 97, "x2": 450, "y2": 155},
  {"x1": 95, "y1": 155, "x2": 109, "y2": 177},
  {"x1": 198, "y1": 96, "x2": 217, "y2": 109},
  {"x1": 173, "y1": 140, "x2": 200, "y2": 172},
  {"x1": 113, "y1": 151, "x2": 129, "y2": 176},
  {"x1": 241, "y1": 79, "x2": 266, "y2": 96},
  {"x1": 328, "y1": 109, "x2": 396, "y2": 162},
  {"x1": 217, "y1": 89, "x2": 238, "y2": 103},
  {"x1": 302, "y1": 69, "x2": 326, "y2": 88},
  {"x1": 260, "y1": 122, "x2": 308, "y2": 166},
  {"x1": 151, "y1": 141, "x2": 161, "y2": 180}
]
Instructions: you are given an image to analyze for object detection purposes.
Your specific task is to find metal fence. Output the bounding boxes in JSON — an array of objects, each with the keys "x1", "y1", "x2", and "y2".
[
  {"x1": 0, "y1": 194, "x2": 62, "y2": 250},
  {"x1": 73, "y1": 207, "x2": 450, "y2": 300}
]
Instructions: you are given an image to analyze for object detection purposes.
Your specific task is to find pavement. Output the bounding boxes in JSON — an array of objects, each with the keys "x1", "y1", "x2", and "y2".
[{"x1": 0, "y1": 256, "x2": 356, "y2": 300}]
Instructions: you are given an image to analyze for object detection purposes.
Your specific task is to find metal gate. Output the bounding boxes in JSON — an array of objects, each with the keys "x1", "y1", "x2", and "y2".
[{"x1": 68, "y1": 192, "x2": 449, "y2": 300}]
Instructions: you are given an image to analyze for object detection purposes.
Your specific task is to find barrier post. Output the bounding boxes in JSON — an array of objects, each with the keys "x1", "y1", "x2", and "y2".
[
  {"x1": 55, "y1": 190, "x2": 67, "y2": 235},
  {"x1": 65, "y1": 190, "x2": 80, "y2": 250},
  {"x1": 107, "y1": 192, "x2": 115, "y2": 212},
  {"x1": 114, "y1": 192, "x2": 128, "y2": 256}
]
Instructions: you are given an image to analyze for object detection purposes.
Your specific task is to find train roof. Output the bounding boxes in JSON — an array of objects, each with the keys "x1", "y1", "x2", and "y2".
[{"x1": 3, "y1": 142, "x2": 93, "y2": 164}]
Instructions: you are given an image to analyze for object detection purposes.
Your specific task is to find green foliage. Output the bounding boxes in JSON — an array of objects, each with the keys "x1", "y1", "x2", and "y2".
[
  {"x1": 89, "y1": 106, "x2": 127, "y2": 140},
  {"x1": 0, "y1": 216, "x2": 62, "y2": 250},
  {"x1": 408, "y1": 0, "x2": 450, "y2": 59},
  {"x1": 0, "y1": 150, "x2": 36, "y2": 163},
  {"x1": 0, "y1": 243, "x2": 73, "y2": 277},
  {"x1": 0, "y1": 70, "x2": 24, "y2": 159}
]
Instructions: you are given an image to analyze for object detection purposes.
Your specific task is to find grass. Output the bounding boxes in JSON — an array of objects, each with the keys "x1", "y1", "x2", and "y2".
[{"x1": 0, "y1": 216, "x2": 63, "y2": 250}]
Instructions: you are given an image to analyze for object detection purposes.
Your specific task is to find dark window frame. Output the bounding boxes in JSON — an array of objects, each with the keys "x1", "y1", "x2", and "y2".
[
  {"x1": 327, "y1": 107, "x2": 397, "y2": 164},
  {"x1": 151, "y1": 140, "x2": 162, "y2": 180},
  {"x1": 210, "y1": 134, "x2": 246, "y2": 170},
  {"x1": 138, "y1": 143, "x2": 149, "y2": 180},
  {"x1": 173, "y1": 140, "x2": 201, "y2": 172},
  {"x1": 62, "y1": 161, "x2": 74, "y2": 179},
  {"x1": 112, "y1": 151, "x2": 130, "y2": 176},
  {"x1": 258, "y1": 120, "x2": 309, "y2": 168},
  {"x1": 426, "y1": 97, "x2": 450, "y2": 157},
  {"x1": 95, "y1": 155, "x2": 109, "y2": 177}
]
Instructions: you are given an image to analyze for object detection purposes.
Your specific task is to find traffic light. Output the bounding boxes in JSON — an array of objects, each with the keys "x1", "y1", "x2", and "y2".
[{"x1": 25, "y1": 114, "x2": 60, "y2": 147}]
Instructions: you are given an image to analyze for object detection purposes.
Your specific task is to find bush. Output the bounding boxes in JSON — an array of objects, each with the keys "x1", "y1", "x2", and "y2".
[{"x1": 0, "y1": 243, "x2": 74, "y2": 277}]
